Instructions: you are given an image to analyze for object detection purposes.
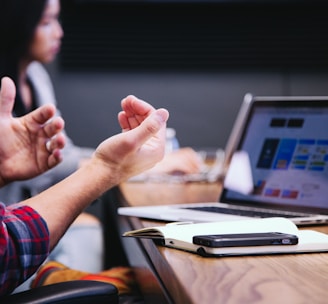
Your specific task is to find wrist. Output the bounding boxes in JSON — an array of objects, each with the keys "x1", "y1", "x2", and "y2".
[{"x1": 80, "y1": 158, "x2": 121, "y2": 195}]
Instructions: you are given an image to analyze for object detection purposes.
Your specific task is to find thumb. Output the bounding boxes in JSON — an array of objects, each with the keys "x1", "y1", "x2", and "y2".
[
  {"x1": 0, "y1": 77, "x2": 16, "y2": 117},
  {"x1": 129, "y1": 108, "x2": 169, "y2": 145}
]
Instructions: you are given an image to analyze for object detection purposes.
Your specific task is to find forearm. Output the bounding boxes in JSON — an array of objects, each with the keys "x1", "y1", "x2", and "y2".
[{"x1": 20, "y1": 161, "x2": 115, "y2": 249}]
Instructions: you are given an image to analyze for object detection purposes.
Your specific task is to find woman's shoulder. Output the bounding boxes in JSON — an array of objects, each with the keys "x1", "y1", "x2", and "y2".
[
  {"x1": 26, "y1": 61, "x2": 56, "y2": 106},
  {"x1": 27, "y1": 61, "x2": 50, "y2": 79}
]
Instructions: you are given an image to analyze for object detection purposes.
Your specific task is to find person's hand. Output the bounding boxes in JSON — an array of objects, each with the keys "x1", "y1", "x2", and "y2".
[
  {"x1": 148, "y1": 147, "x2": 203, "y2": 175},
  {"x1": 0, "y1": 77, "x2": 65, "y2": 186},
  {"x1": 22, "y1": 95, "x2": 168, "y2": 248},
  {"x1": 91, "y1": 95, "x2": 169, "y2": 185}
]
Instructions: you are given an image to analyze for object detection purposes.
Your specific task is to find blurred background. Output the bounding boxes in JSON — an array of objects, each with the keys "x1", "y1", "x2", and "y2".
[{"x1": 49, "y1": 0, "x2": 328, "y2": 150}]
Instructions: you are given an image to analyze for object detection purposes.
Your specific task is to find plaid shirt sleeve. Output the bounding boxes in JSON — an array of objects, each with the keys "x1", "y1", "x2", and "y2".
[{"x1": 0, "y1": 202, "x2": 50, "y2": 296}]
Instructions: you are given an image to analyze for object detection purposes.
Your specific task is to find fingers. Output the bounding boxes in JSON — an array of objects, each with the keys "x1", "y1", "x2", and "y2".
[
  {"x1": 44, "y1": 117, "x2": 66, "y2": 168},
  {"x1": 29, "y1": 104, "x2": 57, "y2": 125},
  {"x1": 43, "y1": 116, "x2": 65, "y2": 138},
  {"x1": 117, "y1": 111, "x2": 130, "y2": 131},
  {"x1": 42, "y1": 115, "x2": 65, "y2": 165},
  {"x1": 46, "y1": 133, "x2": 66, "y2": 152},
  {"x1": 126, "y1": 108, "x2": 169, "y2": 148},
  {"x1": 47, "y1": 148, "x2": 64, "y2": 169},
  {"x1": 119, "y1": 95, "x2": 156, "y2": 130},
  {"x1": 121, "y1": 95, "x2": 155, "y2": 116},
  {"x1": 45, "y1": 133, "x2": 66, "y2": 168},
  {"x1": 118, "y1": 95, "x2": 169, "y2": 157},
  {"x1": 40, "y1": 113, "x2": 65, "y2": 170},
  {"x1": 0, "y1": 77, "x2": 16, "y2": 117},
  {"x1": 0, "y1": 77, "x2": 58, "y2": 127}
]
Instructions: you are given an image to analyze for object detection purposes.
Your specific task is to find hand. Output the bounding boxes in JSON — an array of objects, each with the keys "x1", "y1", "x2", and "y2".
[
  {"x1": 149, "y1": 147, "x2": 203, "y2": 175},
  {"x1": 0, "y1": 77, "x2": 65, "y2": 186},
  {"x1": 22, "y1": 95, "x2": 168, "y2": 248},
  {"x1": 92, "y1": 95, "x2": 169, "y2": 184}
]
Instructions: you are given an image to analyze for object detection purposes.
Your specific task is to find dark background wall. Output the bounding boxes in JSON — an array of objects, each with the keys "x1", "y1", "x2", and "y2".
[{"x1": 48, "y1": 0, "x2": 328, "y2": 150}]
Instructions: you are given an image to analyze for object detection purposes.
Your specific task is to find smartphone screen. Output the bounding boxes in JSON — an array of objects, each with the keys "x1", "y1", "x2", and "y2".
[{"x1": 192, "y1": 232, "x2": 298, "y2": 248}]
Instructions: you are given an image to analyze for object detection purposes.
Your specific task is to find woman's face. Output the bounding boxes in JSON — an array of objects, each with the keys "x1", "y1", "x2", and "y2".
[{"x1": 28, "y1": 0, "x2": 63, "y2": 64}]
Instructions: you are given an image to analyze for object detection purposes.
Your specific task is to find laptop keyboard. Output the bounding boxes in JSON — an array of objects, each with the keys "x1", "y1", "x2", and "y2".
[{"x1": 184, "y1": 206, "x2": 310, "y2": 218}]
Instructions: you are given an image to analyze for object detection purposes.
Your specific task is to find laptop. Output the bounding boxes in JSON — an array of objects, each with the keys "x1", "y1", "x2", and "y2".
[{"x1": 118, "y1": 93, "x2": 328, "y2": 226}]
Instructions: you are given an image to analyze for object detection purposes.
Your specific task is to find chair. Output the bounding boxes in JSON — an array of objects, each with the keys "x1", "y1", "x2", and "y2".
[{"x1": 0, "y1": 280, "x2": 119, "y2": 304}]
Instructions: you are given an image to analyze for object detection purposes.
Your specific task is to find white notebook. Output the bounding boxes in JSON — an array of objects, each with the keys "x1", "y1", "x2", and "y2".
[{"x1": 123, "y1": 218, "x2": 328, "y2": 257}]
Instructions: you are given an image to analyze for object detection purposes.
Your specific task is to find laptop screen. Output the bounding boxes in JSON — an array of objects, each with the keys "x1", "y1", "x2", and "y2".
[{"x1": 221, "y1": 97, "x2": 328, "y2": 214}]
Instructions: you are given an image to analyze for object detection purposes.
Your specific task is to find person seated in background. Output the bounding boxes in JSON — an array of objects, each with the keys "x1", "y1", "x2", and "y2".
[
  {"x1": 0, "y1": 0, "x2": 202, "y2": 278},
  {"x1": 0, "y1": 76, "x2": 170, "y2": 296}
]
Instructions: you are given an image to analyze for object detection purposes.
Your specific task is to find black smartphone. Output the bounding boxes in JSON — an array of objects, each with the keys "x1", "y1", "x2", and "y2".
[{"x1": 192, "y1": 232, "x2": 298, "y2": 248}]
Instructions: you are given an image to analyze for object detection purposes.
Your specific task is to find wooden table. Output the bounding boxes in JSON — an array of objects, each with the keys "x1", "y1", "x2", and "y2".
[{"x1": 117, "y1": 181, "x2": 328, "y2": 304}]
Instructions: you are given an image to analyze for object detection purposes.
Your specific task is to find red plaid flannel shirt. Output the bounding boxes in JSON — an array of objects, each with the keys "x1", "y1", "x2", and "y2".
[{"x1": 0, "y1": 203, "x2": 49, "y2": 295}]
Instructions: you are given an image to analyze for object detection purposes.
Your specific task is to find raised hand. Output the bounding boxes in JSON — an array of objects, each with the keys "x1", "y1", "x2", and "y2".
[
  {"x1": 93, "y1": 95, "x2": 169, "y2": 184},
  {"x1": 0, "y1": 77, "x2": 65, "y2": 186}
]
